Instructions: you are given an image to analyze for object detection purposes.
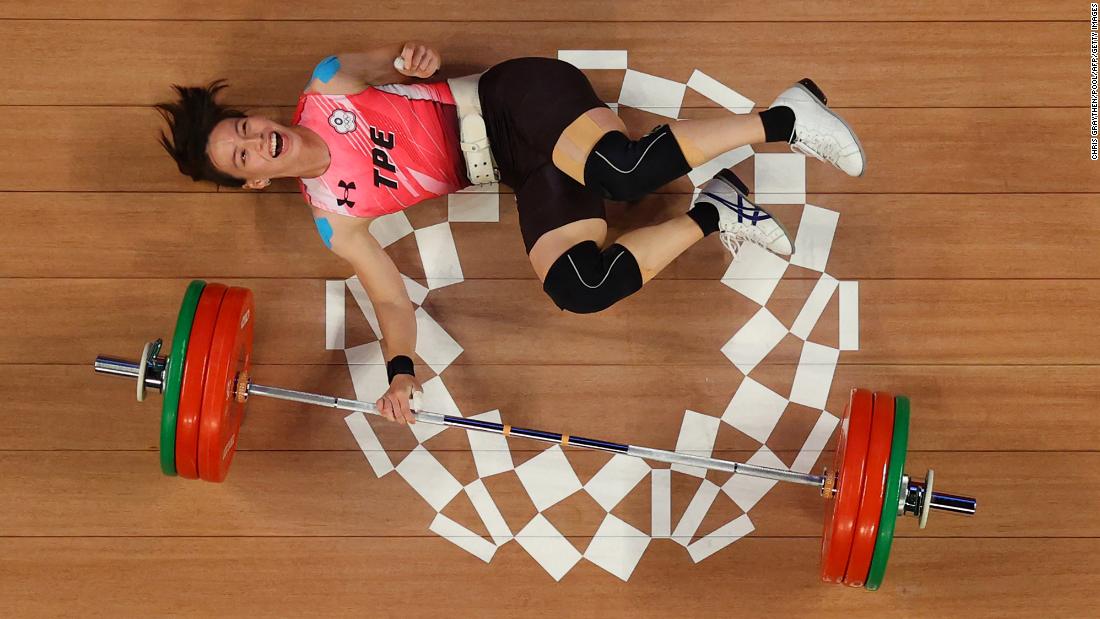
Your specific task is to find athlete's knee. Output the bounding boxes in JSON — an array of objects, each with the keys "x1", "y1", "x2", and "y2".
[
  {"x1": 542, "y1": 241, "x2": 644, "y2": 314},
  {"x1": 582, "y1": 125, "x2": 691, "y2": 202}
]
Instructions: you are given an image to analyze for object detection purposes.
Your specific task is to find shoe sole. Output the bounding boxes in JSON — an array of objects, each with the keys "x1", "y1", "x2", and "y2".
[
  {"x1": 788, "y1": 78, "x2": 866, "y2": 177},
  {"x1": 714, "y1": 168, "x2": 794, "y2": 254}
]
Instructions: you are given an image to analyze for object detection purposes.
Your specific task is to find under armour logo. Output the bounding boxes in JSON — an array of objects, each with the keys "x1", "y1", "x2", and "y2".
[{"x1": 337, "y1": 180, "x2": 356, "y2": 208}]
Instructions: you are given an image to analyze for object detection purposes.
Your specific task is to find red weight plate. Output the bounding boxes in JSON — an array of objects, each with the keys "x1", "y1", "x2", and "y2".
[
  {"x1": 197, "y1": 286, "x2": 254, "y2": 483},
  {"x1": 843, "y1": 391, "x2": 896, "y2": 587},
  {"x1": 175, "y1": 284, "x2": 228, "y2": 480},
  {"x1": 821, "y1": 387, "x2": 874, "y2": 583}
]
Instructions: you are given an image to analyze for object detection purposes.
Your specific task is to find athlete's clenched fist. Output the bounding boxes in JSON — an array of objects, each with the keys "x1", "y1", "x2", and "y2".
[{"x1": 396, "y1": 41, "x2": 442, "y2": 78}]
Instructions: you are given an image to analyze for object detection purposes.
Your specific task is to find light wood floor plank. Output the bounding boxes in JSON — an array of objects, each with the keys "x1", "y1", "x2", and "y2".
[
  {"x1": 3, "y1": 193, "x2": 1099, "y2": 280},
  {"x1": 0, "y1": 537, "x2": 1092, "y2": 618},
  {"x1": 0, "y1": 1, "x2": 1084, "y2": 22},
  {"x1": 0, "y1": 451, "x2": 1076, "y2": 537},
  {"x1": 1, "y1": 107, "x2": 1088, "y2": 192},
  {"x1": 0, "y1": 21, "x2": 1083, "y2": 106},
  {"x1": 1, "y1": 278, "x2": 1091, "y2": 365}
]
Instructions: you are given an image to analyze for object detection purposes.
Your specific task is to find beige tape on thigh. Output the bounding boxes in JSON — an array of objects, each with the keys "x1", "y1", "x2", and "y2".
[
  {"x1": 553, "y1": 111, "x2": 621, "y2": 183},
  {"x1": 564, "y1": 112, "x2": 614, "y2": 153}
]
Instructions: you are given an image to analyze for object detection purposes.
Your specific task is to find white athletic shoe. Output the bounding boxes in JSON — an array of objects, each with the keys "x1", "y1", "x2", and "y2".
[
  {"x1": 694, "y1": 169, "x2": 793, "y2": 258},
  {"x1": 770, "y1": 78, "x2": 866, "y2": 177}
]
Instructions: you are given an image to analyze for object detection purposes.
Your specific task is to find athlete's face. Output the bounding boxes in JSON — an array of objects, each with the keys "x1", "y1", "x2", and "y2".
[{"x1": 206, "y1": 115, "x2": 301, "y2": 189}]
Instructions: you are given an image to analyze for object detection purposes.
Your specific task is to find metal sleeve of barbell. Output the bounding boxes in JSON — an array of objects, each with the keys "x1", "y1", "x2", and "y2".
[
  {"x1": 248, "y1": 384, "x2": 374, "y2": 414},
  {"x1": 930, "y1": 490, "x2": 977, "y2": 516},
  {"x1": 93, "y1": 356, "x2": 164, "y2": 390}
]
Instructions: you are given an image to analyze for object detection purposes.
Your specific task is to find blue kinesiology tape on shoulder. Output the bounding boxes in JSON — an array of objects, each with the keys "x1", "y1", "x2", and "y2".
[
  {"x1": 314, "y1": 216, "x2": 335, "y2": 249},
  {"x1": 311, "y1": 56, "x2": 341, "y2": 84}
]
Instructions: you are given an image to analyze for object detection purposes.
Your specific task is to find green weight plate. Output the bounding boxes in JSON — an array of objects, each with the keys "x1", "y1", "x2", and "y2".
[
  {"x1": 865, "y1": 395, "x2": 910, "y2": 591},
  {"x1": 160, "y1": 280, "x2": 205, "y2": 476}
]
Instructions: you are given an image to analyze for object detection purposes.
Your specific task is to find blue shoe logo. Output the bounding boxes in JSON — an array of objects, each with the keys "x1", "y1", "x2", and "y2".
[{"x1": 702, "y1": 191, "x2": 772, "y2": 225}]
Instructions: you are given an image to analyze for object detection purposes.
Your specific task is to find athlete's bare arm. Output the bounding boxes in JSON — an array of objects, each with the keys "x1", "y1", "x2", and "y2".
[
  {"x1": 313, "y1": 207, "x2": 416, "y2": 357},
  {"x1": 305, "y1": 42, "x2": 442, "y2": 95},
  {"x1": 312, "y1": 208, "x2": 419, "y2": 425}
]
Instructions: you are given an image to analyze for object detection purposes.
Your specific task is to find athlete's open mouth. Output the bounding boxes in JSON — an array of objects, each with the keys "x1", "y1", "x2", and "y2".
[{"x1": 269, "y1": 131, "x2": 285, "y2": 158}]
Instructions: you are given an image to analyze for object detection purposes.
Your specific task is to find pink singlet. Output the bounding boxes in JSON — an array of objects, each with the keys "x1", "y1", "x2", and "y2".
[{"x1": 293, "y1": 82, "x2": 471, "y2": 217}]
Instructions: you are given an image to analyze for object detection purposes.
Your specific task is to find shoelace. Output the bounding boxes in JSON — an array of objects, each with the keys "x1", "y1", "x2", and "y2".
[
  {"x1": 790, "y1": 126, "x2": 845, "y2": 166},
  {"x1": 718, "y1": 225, "x2": 770, "y2": 261}
]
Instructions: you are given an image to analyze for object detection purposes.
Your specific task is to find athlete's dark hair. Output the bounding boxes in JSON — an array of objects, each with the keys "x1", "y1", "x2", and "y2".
[{"x1": 155, "y1": 79, "x2": 247, "y2": 187}]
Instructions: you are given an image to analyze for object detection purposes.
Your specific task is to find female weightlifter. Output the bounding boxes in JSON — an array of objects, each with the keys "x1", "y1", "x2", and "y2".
[{"x1": 155, "y1": 41, "x2": 865, "y2": 425}]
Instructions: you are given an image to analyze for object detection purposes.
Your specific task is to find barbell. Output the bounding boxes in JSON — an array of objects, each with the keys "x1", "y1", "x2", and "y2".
[{"x1": 93, "y1": 280, "x2": 976, "y2": 590}]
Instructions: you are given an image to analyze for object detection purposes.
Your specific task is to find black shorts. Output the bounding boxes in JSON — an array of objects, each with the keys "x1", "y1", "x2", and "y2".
[{"x1": 478, "y1": 57, "x2": 609, "y2": 253}]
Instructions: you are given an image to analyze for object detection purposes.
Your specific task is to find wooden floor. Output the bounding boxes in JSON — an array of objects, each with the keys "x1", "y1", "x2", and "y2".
[{"x1": 2, "y1": 2, "x2": 1097, "y2": 617}]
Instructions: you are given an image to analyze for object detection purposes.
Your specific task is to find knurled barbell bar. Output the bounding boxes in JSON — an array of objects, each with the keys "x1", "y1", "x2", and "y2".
[{"x1": 93, "y1": 280, "x2": 976, "y2": 590}]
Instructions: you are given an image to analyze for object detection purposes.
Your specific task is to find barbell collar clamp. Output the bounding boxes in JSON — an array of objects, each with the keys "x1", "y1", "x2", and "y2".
[{"x1": 901, "y1": 470, "x2": 976, "y2": 522}]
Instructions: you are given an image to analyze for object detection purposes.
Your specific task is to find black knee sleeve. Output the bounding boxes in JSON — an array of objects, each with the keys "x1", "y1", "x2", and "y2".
[
  {"x1": 582, "y1": 125, "x2": 691, "y2": 202},
  {"x1": 543, "y1": 241, "x2": 644, "y2": 314}
]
